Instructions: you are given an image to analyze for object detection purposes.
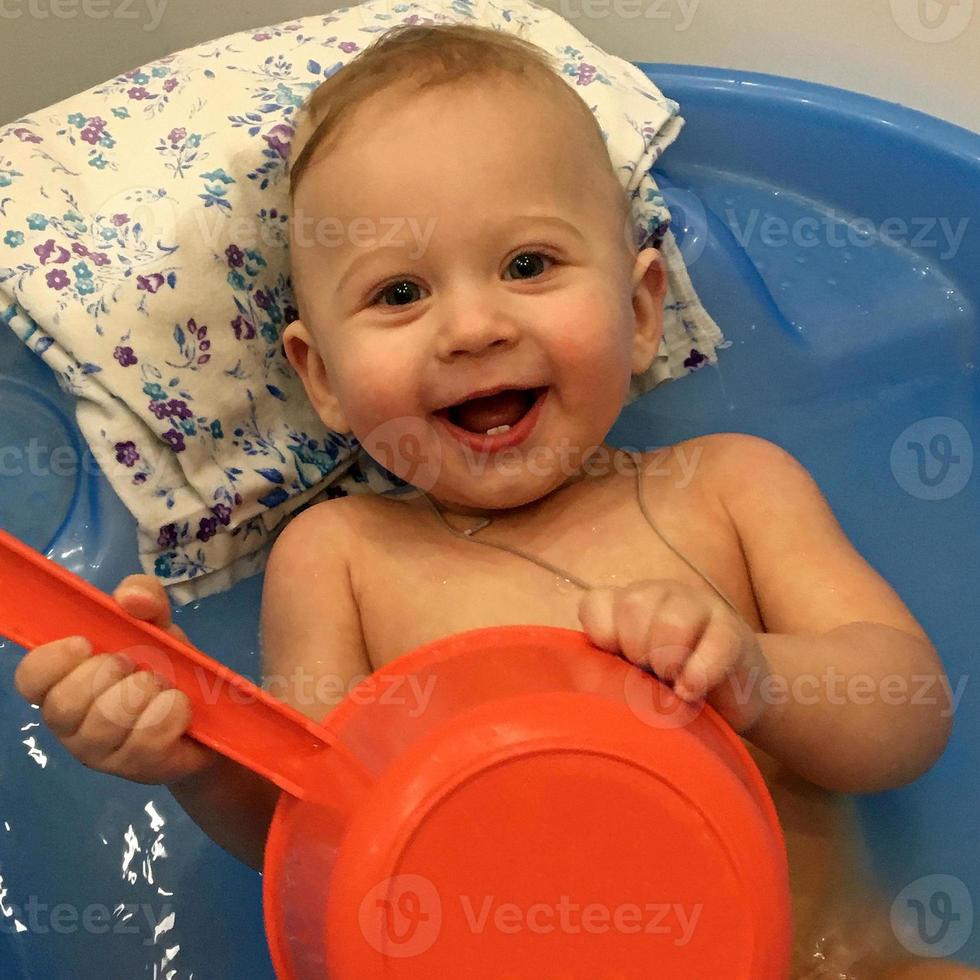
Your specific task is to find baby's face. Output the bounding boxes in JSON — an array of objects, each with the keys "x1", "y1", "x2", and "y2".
[{"x1": 285, "y1": 76, "x2": 665, "y2": 512}]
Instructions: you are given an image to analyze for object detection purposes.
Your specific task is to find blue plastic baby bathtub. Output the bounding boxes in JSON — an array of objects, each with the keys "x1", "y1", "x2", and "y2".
[{"x1": 1, "y1": 66, "x2": 978, "y2": 976}]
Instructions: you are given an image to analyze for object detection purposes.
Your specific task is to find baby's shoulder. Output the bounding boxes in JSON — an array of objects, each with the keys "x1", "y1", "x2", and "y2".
[
  {"x1": 267, "y1": 494, "x2": 366, "y2": 568},
  {"x1": 635, "y1": 432, "x2": 807, "y2": 534},
  {"x1": 650, "y1": 431, "x2": 797, "y2": 494},
  {"x1": 633, "y1": 432, "x2": 749, "y2": 502}
]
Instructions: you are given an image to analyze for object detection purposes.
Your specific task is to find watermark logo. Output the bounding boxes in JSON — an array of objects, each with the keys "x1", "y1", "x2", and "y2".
[
  {"x1": 660, "y1": 187, "x2": 709, "y2": 267},
  {"x1": 622, "y1": 658, "x2": 705, "y2": 730},
  {"x1": 554, "y1": 0, "x2": 701, "y2": 29},
  {"x1": 92, "y1": 187, "x2": 179, "y2": 269},
  {"x1": 0, "y1": 0, "x2": 168, "y2": 32},
  {"x1": 890, "y1": 417, "x2": 973, "y2": 500},
  {"x1": 359, "y1": 874, "x2": 443, "y2": 957},
  {"x1": 459, "y1": 894, "x2": 703, "y2": 940},
  {"x1": 366, "y1": 416, "x2": 443, "y2": 493},
  {"x1": 353, "y1": 0, "x2": 701, "y2": 29},
  {"x1": 890, "y1": 0, "x2": 975, "y2": 42},
  {"x1": 890, "y1": 873, "x2": 973, "y2": 956},
  {"x1": 356, "y1": 875, "x2": 705, "y2": 959},
  {"x1": 0, "y1": 895, "x2": 171, "y2": 944},
  {"x1": 725, "y1": 208, "x2": 969, "y2": 261}
]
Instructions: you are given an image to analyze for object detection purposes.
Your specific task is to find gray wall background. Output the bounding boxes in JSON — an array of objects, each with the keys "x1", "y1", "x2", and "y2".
[{"x1": 2, "y1": 0, "x2": 978, "y2": 132}]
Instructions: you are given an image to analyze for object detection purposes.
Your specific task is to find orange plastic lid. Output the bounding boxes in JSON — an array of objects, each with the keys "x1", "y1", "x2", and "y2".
[{"x1": 264, "y1": 626, "x2": 791, "y2": 978}]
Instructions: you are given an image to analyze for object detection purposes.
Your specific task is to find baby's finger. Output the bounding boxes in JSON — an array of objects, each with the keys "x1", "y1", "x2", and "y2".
[
  {"x1": 578, "y1": 587, "x2": 620, "y2": 652},
  {"x1": 108, "y1": 690, "x2": 213, "y2": 784},
  {"x1": 641, "y1": 642, "x2": 694, "y2": 687},
  {"x1": 673, "y1": 615, "x2": 741, "y2": 702},
  {"x1": 67, "y1": 671, "x2": 171, "y2": 765},
  {"x1": 14, "y1": 636, "x2": 93, "y2": 706},
  {"x1": 112, "y1": 575, "x2": 174, "y2": 631},
  {"x1": 40, "y1": 652, "x2": 138, "y2": 739},
  {"x1": 587, "y1": 584, "x2": 702, "y2": 673}
]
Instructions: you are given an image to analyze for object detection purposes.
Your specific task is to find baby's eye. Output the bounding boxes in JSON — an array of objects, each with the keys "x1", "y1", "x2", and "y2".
[
  {"x1": 372, "y1": 280, "x2": 427, "y2": 307},
  {"x1": 504, "y1": 251, "x2": 557, "y2": 281},
  {"x1": 368, "y1": 250, "x2": 558, "y2": 307}
]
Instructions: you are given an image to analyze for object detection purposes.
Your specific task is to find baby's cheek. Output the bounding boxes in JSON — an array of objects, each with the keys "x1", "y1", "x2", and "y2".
[
  {"x1": 559, "y1": 316, "x2": 633, "y2": 396},
  {"x1": 334, "y1": 345, "x2": 407, "y2": 423},
  {"x1": 340, "y1": 370, "x2": 443, "y2": 487},
  {"x1": 561, "y1": 288, "x2": 632, "y2": 360}
]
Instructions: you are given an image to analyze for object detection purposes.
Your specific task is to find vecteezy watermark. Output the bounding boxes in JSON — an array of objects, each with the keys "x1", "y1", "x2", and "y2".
[
  {"x1": 0, "y1": 437, "x2": 106, "y2": 479},
  {"x1": 890, "y1": 874, "x2": 974, "y2": 957},
  {"x1": 0, "y1": 435, "x2": 191, "y2": 498},
  {"x1": 724, "y1": 208, "x2": 970, "y2": 261},
  {"x1": 290, "y1": 213, "x2": 437, "y2": 259},
  {"x1": 457, "y1": 894, "x2": 702, "y2": 941},
  {"x1": 350, "y1": 0, "x2": 701, "y2": 29},
  {"x1": 0, "y1": 895, "x2": 172, "y2": 946},
  {"x1": 358, "y1": 875, "x2": 704, "y2": 958},
  {"x1": 0, "y1": 0, "x2": 168, "y2": 32},
  {"x1": 551, "y1": 0, "x2": 700, "y2": 29},
  {"x1": 92, "y1": 188, "x2": 443, "y2": 268},
  {"x1": 890, "y1": 0, "x2": 975, "y2": 43},
  {"x1": 363, "y1": 429, "x2": 706, "y2": 495},
  {"x1": 658, "y1": 187, "x2": 709, "y2": 266},
  {"x1": 359, "y1": 875, "x2": 443, "y2": 957},
  {"x1": 79, "y1": 650, "x2": 439, "y2": 722},
  {"x1": 890, "y1": 417, "x2": 973, "y2": 501},
  {"x1": 623, "y1": 661, "x2": 968, "y2": 731}
]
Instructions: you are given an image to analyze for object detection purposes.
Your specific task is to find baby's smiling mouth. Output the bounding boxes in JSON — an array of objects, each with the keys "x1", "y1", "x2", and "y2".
[{"x1": 435, "y1": 386, "x2": 548, "y2": 435}]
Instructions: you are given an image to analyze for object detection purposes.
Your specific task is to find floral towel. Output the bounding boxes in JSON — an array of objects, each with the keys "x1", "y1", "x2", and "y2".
[{"x1": 0, "y1": 0, "x2": 726, "y2": 605}]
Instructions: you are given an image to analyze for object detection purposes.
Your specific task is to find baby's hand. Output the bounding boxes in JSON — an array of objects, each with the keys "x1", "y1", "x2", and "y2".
[
  {"x1": 13, "y1": 575, "x2": 218, "y2": 786},
  {"x1": 578, "y1": 579, "x2": 770, "y2": 733}
]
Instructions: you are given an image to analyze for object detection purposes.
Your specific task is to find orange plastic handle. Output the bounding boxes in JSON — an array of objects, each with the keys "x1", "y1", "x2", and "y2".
[{"x1": 0, "y1": 526, "x2": 369, "y2": 806}]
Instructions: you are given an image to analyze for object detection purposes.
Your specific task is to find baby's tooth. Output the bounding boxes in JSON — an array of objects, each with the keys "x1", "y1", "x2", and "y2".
[{"x1": 485, "y1": 424, "x2": 512, "y2": 436}]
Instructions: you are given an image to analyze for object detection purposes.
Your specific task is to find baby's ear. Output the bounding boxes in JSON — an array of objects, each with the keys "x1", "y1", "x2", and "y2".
[
  {"x1": 281, "y1": 320, "x2": 351, "y2": 434},
  {"x1": 629, "y1": 247, "x2": 667, "y2": 375}
]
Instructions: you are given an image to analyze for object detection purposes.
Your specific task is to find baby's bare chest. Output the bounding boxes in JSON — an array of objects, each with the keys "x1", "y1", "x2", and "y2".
[{"x1": 346, "y1": 472, "x2": 763, "y2": 671}]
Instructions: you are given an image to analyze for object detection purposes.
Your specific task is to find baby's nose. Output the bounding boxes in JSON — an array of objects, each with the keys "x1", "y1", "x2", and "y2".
[{"x1": 436, "y1": 306, "x2": 520, "y2": 361}]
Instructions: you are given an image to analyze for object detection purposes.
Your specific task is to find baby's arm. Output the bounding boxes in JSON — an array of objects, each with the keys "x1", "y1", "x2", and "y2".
[
  {"x1": 709, "y1": 433, "x2": 952, "y2": 793},
  {"x1": 171, "y1": 502, "x2": 371, "y2": 869}
]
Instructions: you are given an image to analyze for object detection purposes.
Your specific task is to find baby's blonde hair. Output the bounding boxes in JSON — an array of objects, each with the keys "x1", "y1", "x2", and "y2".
[{"x1": 287, "y1": 21, "x2": 630, "y2": 233}]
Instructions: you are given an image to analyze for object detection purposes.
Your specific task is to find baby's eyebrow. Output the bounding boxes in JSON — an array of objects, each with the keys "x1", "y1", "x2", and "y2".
[
  {"x1": 334, "y1": 213, "x2": 585, "y2": 292},
  {"x1": 506, "y1": 214, "x2": 585, "y2": 243}
]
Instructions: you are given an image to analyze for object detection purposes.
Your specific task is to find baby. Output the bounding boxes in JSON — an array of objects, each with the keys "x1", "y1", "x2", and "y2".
[{"x1": 13, "y1": 23, "x2": 977, "y2": 980}]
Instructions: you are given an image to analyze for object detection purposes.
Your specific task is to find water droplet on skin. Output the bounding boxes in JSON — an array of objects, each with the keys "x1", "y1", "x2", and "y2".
[{"x1": 556, "y1": 577, "x2": 577, "y2": 594}]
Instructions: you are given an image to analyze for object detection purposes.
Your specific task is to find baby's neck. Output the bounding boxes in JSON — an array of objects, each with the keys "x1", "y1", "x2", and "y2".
[{"x1": 407, "y1": 443, "x2": 624, "y2": 525}]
